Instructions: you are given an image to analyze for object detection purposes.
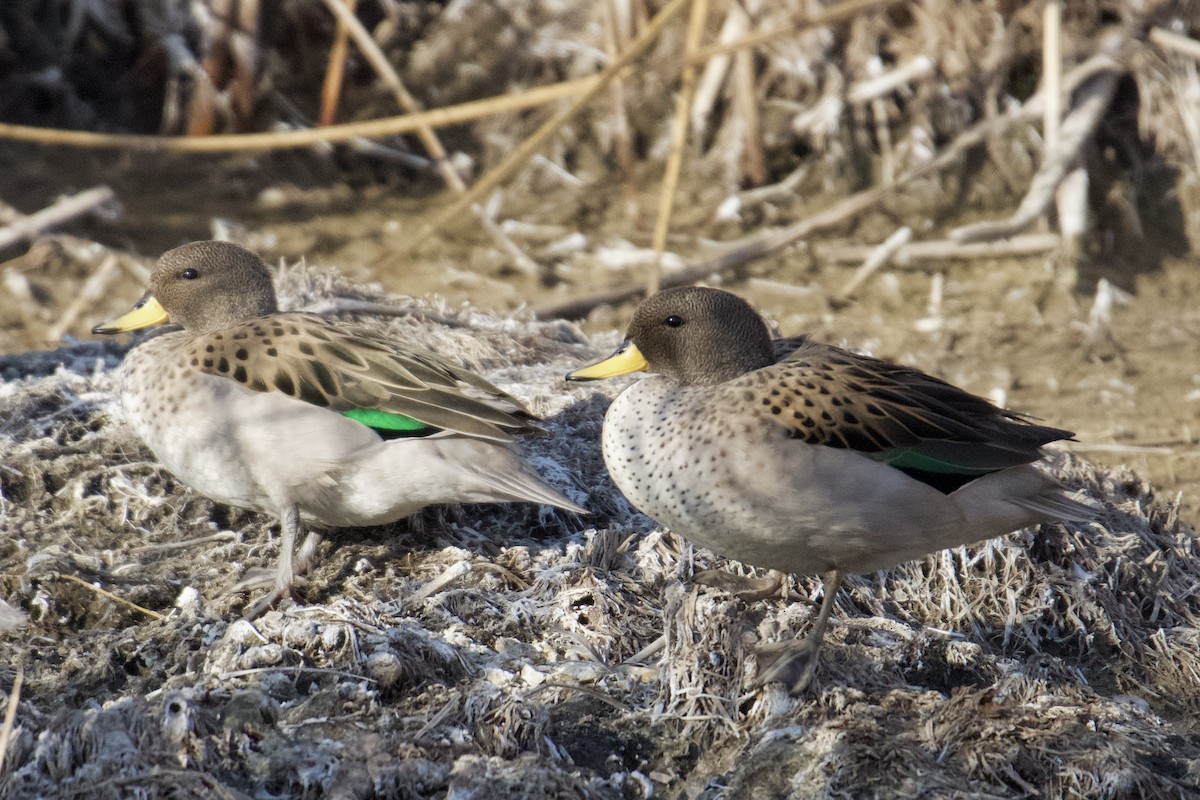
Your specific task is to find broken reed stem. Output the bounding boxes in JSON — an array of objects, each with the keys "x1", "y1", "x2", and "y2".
[
  {"x1": 952, "y1": 67, "x2": 1120, "y2": 242},
  {"x1": 846, "y1": 55, "x2": 935, "y2": 103},
  {"x1": 413, "y1": 0, "x2": 695, "y2": 246},
  {"x1": 58, "y1": 574, "x2": 165, "y2": 621},
  {"x1": 829, "y1": 225, "x2": 912, "y2": 306},
  {"x1": 0, "y1": 662, "x2": 23, "y2": 774},
  {"x1": 1043, "y1": 0, "x2": 1082, "y2": 267},
  {"x1": 647, "y1": 0, "x2": 709, "y2": 297},
  {"x1": 1150, "y1": 27, "x2": 1200, "y2": 61},
  {"x1": 318, "y1": 0, "x2": 357, "y2": 126},
  {"x1": 692, "y1": 6, "x2": 742, "y2": 138},
  {"x1": 319, "y1": 0, "x2": 465, "y2": 193},
  {"x1": 687, "y1": 0, "x2": 905, "y2": 63},
  {"x1": 0, "y1": 186, "x2": 115, "y2": 251},
  {"x1": 867, "y1": 59, "x2": 895, "y2": 184},
  {"x1": 1043, "y1": 0, "x2": 1062, "y2": 152}
]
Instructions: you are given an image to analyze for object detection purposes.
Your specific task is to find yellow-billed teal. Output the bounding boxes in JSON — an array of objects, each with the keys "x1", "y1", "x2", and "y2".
[
  {"x1": 95, "y1": 241, "x2": 585, "y2": 618},
  {"x1": 567, "y1": 286, "x2": 1097, "y2": 691}
]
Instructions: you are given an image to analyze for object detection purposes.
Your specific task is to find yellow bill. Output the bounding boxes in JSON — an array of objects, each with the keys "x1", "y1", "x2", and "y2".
[
  {"x1": 566, "y1": 341, "x2": 649, "y2": 381},
  {"x1": 92, "y1": 295, "x2": 170, "y2": 335}
]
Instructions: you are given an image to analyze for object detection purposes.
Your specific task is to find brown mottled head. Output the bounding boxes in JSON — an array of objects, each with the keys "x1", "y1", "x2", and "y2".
[
  {"x1": 150, "y1": 241, "x2": 279, "y2": 333},
  {"x1": 625, "y1": 287, "x2": 776, "y2": 385}
]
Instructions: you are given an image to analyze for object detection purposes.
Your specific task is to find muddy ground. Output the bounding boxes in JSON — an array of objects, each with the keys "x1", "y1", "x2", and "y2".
[{"x1": 0, "y1": 138, "x2": 1198, "y2": 799}]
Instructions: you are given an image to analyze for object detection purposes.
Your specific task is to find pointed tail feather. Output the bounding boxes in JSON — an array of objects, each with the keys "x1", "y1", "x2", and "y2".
[
  {"x1": 334, "y1": 437, "x2": 588, "y2": 525},
  {"x1": 427, "y1": 438, "x2": 588, "y2": 514},
  {"x1": 1011, "y1": 486, "x2": 1103, "y2": 524},
  {"x1": 952, "y1": 465, "x2": 1101, "y2": 538},
  {"x1": 469, "y1": 461, "x2": 589, "y2": 514}
]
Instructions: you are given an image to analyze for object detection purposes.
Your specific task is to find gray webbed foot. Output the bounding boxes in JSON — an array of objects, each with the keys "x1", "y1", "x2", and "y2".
[{"x1": 692, "y1": 569, "x2": 785, "y2": 603}]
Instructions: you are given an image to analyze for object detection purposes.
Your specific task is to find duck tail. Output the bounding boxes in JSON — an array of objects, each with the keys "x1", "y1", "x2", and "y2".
[
  {"x1": 471, "y1": 456, "x2": 589, "y2": 514},
  {"x1": 425, "y1": 438, "x2": 588, "y2": 514},
  {"x1": 951, "y1": 464, "x2": 1102, "y2": 537}
]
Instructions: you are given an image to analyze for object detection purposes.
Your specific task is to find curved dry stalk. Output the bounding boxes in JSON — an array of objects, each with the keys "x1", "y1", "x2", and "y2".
[
  {"x1": 57, "y1": 574, "x2": 165, "y2": 621},
  {"x1": 0, "y1": 77, "x2": 599, "y2": 151}
]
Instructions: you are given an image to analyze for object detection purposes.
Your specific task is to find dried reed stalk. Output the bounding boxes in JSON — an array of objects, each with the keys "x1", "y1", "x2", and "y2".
[
  {"x1": 647, "y1": 0, "x2": 709, "y2": 297},
  {"x1": 1043, "y1": 0, "x2": 1062, "y2": 151},
  {"x1": 0, "y1": 187, "x2": 115, "y2": 251},
  {"x1": 602, "y1": 0, "x2": 636, "y2": 186},
  {"x1": 534, "y1": 44, "x2": 1122, "y2": 320},
  {"x1": 319, "y1": 0, "x2": 465, "y2": 192},
  {"x1": 319, "y1": 0, "x2": 358, "y2": 126},
  {"x1": 818, "y1": 233, "x2": 1060, "y2": 264},
  {"x1": 687, "y1": 0, "x2": 904, "y2": 64},
  {"x1": 414, "y1": 0, "x2": 695, "y2": 245},
  {"x1": 0, "y1": 663, "x2": 22, "y2": 774},
  {"x1": 45, "y1": 254, "x2": 122, "y2": 343}
]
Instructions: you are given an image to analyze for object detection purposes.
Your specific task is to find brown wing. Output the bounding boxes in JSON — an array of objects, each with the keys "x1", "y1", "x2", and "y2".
[
  {"x1": 184, "y1": 312, "x2": 532, "y2": 441},
  {"x1": 747, "y1": 338, "x2": 1073, "y2": 473}
]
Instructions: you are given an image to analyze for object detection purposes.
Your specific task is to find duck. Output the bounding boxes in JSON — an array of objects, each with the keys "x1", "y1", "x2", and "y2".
[
  {"x1": 94, "y1": 240, "x2": 585, "y2": 618},
  {"x1": 566, "y1": 286, "x2": 1098, "y2": 691}
]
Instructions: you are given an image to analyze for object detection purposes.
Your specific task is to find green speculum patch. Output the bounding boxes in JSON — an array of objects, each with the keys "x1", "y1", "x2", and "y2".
[
  {"x1": 873, "y1": 449, "x2": 993, "y2": 494},
  {"x1": 341, "y1": 408, "x2": 433, "y2": 438}
]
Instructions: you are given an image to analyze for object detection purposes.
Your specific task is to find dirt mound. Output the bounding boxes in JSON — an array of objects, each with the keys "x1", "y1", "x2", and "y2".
[{"x1": 1, "y1": 265, "x2": 1196, "y2": 798}]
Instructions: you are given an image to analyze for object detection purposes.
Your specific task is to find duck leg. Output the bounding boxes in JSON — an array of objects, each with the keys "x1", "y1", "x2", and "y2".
[
  {"x1": 755, "y1": 570, "x2": 844, "y2": 693},
  {"x1": 240, "y1": 504, "x2": 304, "y2": 620}
]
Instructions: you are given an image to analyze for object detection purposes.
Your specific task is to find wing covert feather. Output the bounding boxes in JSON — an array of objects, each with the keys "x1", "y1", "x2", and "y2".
[
  {"x1": 751, "y1": 338, "x2": 1073, "y2": 472},
  {"x1": 187, "y1": 313, "x2": 531, "y2": 441}
]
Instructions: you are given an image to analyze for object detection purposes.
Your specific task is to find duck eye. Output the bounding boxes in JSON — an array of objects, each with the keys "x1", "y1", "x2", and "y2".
[
  {"x1": 181, "y1": 268, "x2": 199, "y2": 280},
  {"x1": 664, "y1": 315, "x2": 683, "y2": 328}
]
